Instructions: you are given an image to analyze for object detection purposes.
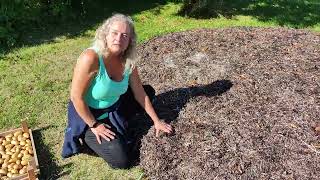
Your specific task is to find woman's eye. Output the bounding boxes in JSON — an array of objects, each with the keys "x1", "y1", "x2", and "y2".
[{"x1": 122, "y1": 34, "x2": 128, "y2": 38}]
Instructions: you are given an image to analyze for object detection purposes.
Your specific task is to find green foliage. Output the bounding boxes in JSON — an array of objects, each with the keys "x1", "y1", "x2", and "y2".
[
  {"x1": 0, "y1": 0, "x2": 41, "y2": 47},
  {"x1": 0, "y1": 0, "x2": 89, "y2": 49},
  {"x1": 180, "y1": 0, "x2": 222, "y2": 18}
]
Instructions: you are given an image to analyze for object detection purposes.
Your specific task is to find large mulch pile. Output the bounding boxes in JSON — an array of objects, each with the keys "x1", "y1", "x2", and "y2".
[{"x1": 133, "y1": 27, "x2": 320, "y2": 179}]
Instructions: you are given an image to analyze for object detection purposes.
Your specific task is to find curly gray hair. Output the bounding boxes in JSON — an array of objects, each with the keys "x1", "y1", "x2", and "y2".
[{"x1": 93, "y1": 13, "x2": 137, "y2": 72}]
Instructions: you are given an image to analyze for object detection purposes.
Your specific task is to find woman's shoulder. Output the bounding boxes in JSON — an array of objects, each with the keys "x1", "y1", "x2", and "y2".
[
  {"x1": 75, "y1": 49, "x2": 100, "y2": 72},
  {"x1": 78, "y1": 49, "x2": 99, "y2": 64}
]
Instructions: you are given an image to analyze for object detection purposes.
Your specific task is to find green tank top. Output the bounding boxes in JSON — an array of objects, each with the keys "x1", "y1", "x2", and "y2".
[{"x1": 84, "y1": 47, "x2": 131, "y2": 110}]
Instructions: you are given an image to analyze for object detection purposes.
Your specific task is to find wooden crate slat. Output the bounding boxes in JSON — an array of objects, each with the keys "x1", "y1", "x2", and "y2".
[
  {"x1": 29, "y1": 129, "x2": 39, "y2": 168},
  {"x1": 21, "y1": 121, "x2": 29, "y2": 133},
  {"x1": 11, "y1": 174, "x2": 28, "y2": 180},
  {"x1": 27, "y1": 165, "x2": 36, "y2": 180},
  {"x1": 0, "y1": 127, "x2": 23, "y2": 137}
]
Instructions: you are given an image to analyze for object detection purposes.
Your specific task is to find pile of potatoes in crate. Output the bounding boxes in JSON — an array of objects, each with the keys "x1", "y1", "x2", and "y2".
[{"x1": 0, "y1": 130, "x2": 33, "y2": 179}]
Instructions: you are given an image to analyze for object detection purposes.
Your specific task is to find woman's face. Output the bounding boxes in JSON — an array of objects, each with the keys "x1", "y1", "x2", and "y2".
[{"x1": 106, "y1": 21, "x2": 131, "y2": 56}]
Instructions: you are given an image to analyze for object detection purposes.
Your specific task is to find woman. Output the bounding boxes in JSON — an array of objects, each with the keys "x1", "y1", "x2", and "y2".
[{"x1": 62, "y1": 14, "x2": 173, "y2": 169}]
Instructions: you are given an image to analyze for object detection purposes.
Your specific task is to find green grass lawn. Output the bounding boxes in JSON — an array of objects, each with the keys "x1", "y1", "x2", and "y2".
[{"x1": 0, "y1": 2, "x2": 319, "y2": 179}]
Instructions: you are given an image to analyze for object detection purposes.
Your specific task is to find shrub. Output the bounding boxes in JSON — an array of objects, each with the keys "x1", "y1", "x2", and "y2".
[
  {"x1": 0, "y1": 0, "x2": 42, "y2": 48},
  {"x1": 180, "y1": 0, "x2": 222, "y2": 18},
  {"x1": 0, "y1": 0, "x2": 87, "y2": 49}
]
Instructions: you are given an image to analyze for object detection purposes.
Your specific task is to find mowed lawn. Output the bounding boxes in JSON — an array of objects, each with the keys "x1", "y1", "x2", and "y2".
[{"x1": 0, "y1": 2, "x2": 319, "y2": 179}]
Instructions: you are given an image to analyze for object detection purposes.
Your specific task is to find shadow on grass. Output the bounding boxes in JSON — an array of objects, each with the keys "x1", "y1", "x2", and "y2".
[
  {"x1": 179, "y1": 0, "x2": 320, "y2": 28},
  {"x1": 32, "y1": 126, "x2": 72, "y2": 179},
  {"x1": 11, "y1": 0, "x2": 178, "y2": 52},
  {"x1": 128, "y1": 79, "x2": 233, "y2": 165}
]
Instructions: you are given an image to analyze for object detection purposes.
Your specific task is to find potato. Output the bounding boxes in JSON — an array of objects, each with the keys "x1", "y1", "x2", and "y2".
[
  {"x1": 21, "y1": 137, "x2": 27, "y2": 142},
  {"x1": 12, "y1": 164, "x2": 19, "y2": 170},
  {"x1": 2, "y1": 176, "x2": 9, "y2": 180},
  {"x1": 0, "y1": 145, "x2": 4, "y2": 151},
  {"x1": 7, "y1": 163, "x2": 14, "y2": 169},
  {"x1": 22, "y1": 154, "x2": 31, "y2": 161},
  {"x1": 11, "y1": 137, "x2": 17, "y2": 142},
  {"x1": 12, "y1": 148, "x2": 18, "y2": 154},
  {"x1": 3, "y1": 159, "x2": 9, "y2": 164},
  {"x1": 13, "y1": 131, "x2": 22, "y2": 137},
  {"x1": 17, "y1": 135, "x2": 23, "y2": 142},
  {"x1": 19, "y1": 167, "x2": 26, "y2": 174},
  {"x1": 23, "y1": 151, "x2": 29, "y2": 156},
  {"x1": 5, "y1": 152, "x2": 12, "y2": 156},
  {"x1": 0, "y1": 168, "x2": 7, "y2": 175},
  {"x1": 4, "y1": 144, "x2": 13, "y2": 150},
  {"x1": 5, "y1": 134, "x2": 13, "y2": 138},
  {"x1": 28, "y1": 149, "x2": 34, "y2": 155},
  {"x1": 2, "y1": 141, "x2": 9, "y2": 146},
  {"x1": 10, "y1": 169, "x2": 18, "y2": 174},
  {"x1": 11, "y1": 140, "x2": 18, "y2": 146},
  {"x1": 4, "y1": 137, "x2": 12, "y2": 143},
  {"x1": 9, "y1": 157, "x2": 18, "y2": 163},
  {"x1": 11, "y1": 153, "x2": 18, "y2": 160},
  {"x1": 19, "y1": 140, "x2": 26, "y2": 146},
  {"x1": 22, "y1": 133, "x2": 29, "y2": 139},
  {"x1": 2, "y1": 162, "x2": 8, "y2": 168},
  {"x1": 9, "y1": 148, "x2": 15, "y2": 153},
  {"x1": 15, "y1": 145, "x2": 21, "y2": 150},
  {"x1": 6, "y1": 172, "x2": 12, "y2": 178},
  {"x1": 26, "y1": 146, "x2": 32, "y2": 152},
  {"x1": 2, "y1": 155, "x2": 9, "y2": 160},
  {"x1": 20, "y1": 160, "x2": 28, "y2": 166}
]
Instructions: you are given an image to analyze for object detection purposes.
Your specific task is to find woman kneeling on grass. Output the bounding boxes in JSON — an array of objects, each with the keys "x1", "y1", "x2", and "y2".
[{"x1": 61, "y1": 13, "x2": 173, "y2": 169}]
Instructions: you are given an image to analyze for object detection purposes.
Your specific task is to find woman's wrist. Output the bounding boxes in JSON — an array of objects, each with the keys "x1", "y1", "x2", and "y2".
[
  {"x1": 152, "y1": 118, "x2": 161, "y2": 125},
  {"x1": 89, "y1": 121, "x2": 101, "y2": 128}
]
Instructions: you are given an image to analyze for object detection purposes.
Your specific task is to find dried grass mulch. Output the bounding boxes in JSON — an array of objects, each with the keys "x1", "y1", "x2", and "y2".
[{"x1": 134, "y1": 27, "x2": 320, "y2": 180}]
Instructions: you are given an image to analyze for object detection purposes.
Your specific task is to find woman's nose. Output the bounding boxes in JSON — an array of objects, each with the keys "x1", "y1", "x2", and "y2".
[{"x1": 115, "y1": 33, "x2": 121, "y2": 41}]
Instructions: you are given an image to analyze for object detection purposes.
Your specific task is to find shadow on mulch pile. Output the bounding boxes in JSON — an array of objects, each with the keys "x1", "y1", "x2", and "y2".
[
  {"x1": 134, "y1": 27, "x2": 320, "y2": 179},
  {"x1": 128, "y1": 80, "x2": 233, "y2": 166}
]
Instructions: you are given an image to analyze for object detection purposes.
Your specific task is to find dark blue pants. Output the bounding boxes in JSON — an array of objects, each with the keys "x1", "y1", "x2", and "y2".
[{"x1": 83, "y1": 85, "x2": 155, "y2": 169}]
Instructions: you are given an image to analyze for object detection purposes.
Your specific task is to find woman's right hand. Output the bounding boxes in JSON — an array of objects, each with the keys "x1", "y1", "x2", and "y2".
[{"x1": 91, "y1": 123, "x2": 116, "y2": 144}]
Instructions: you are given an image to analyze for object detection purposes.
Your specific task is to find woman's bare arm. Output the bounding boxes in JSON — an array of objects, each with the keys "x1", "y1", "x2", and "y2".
[
  {"x1": 70, "y1": 49, "x2": 99, "y2": 127},
  {"x1": 70, "y1": 49, "x2": 115, "y2": 143},
  {"x1": 129, "y1": 67, "x2": 173, "y2": 136}
]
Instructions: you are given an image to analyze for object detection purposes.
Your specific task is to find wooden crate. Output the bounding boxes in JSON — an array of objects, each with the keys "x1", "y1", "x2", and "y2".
[{"x1": 0, "y1": 121, "x2": 39, "y2": 180}]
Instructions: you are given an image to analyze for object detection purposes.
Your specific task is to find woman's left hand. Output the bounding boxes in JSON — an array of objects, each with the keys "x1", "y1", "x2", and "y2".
[{"x1": 154, "y1": 120, "x2": 173, "y2": 137}]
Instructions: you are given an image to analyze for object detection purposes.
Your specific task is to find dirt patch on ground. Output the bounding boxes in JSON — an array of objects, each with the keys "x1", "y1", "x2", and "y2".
[{"x1": 134, "y1": 27, "x2": 320, "y2": 180}]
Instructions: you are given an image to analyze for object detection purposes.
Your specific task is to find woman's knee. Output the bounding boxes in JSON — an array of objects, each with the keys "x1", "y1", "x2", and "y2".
[
  {"x1": 100, "y1": 138, "x2": 130, "y2": 169},
  {"x1": 107, "y1": 157, "x2": 129, "y2": 169}
]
